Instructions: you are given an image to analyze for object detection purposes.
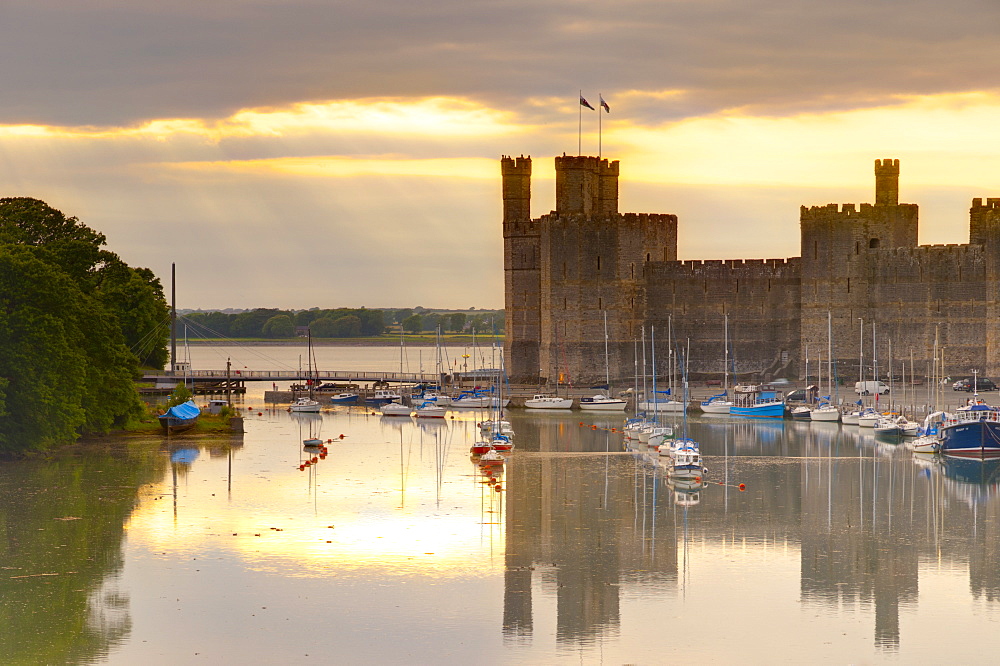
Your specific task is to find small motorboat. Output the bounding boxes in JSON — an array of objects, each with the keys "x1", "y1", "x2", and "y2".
[
  {"x1": 578, "y1": 394, "x2": 627, "y2": 411},
  {"x1": 380, "y1": 402, "x2": 412, "y2": 416},
  {"x1": 470, "y1": 441, "x2": 493, "y2": 456},
  {"x1": 524, "y1": 394, "x2": 574, "y2": 409},
  {"x1": 329, "y1": 393, "x2": 358, "y2": 405},
  {"x1": 478, "y1": 449, "x2": 505, "y2": 466},
  {"x1": 303, "y1": 438, "x2": 324, "y2": 447}
]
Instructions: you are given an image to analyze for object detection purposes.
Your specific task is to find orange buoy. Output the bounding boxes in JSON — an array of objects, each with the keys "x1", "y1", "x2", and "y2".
[
  {"x1": 739, "y1": 483, "x2": 746, "y2": 491},
  {"x1": 695, "y1": 476, "x2": 702, "y2": 483}
]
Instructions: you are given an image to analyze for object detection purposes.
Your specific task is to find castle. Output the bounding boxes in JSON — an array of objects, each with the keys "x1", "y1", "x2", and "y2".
[{"x1": 502, "y1": 154, "x2": 1000, "y2": 385}]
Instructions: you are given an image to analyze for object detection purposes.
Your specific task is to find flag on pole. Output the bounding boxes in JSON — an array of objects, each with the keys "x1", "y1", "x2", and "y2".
[
  {"x1": 600, "y1": 95, "x2": 610, "y2": 113},
  {"x1": 579, "y1": 95, "x2": 595, "y2": 110}
]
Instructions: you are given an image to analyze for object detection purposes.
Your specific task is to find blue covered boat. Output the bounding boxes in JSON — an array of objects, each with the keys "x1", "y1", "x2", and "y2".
[
  {"x1": 731, "y1": 385, "x2": 785, "y2": 418},
  {"x1": 159, "y1": 400, "x2": 200, "y2": 435},
  {"x1": 939, "y1": 402, "x2": 1000, "y2": 458}
]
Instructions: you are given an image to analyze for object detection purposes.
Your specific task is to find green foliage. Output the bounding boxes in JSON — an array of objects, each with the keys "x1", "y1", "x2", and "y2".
[
  {"x1": 402, "y1": 314, "x2": 423, "y2": 333},
  {"x1": 165, "y1": 383, "x2": 193, "y2": 408},
  {"x1": 448, "y1": 312, "x2": 467, "y2": 332},
  {"x1": 330, "y1": 315, "x2": 362, "y2": 337},
  {"x1": 0, "y1": 199, "x2": 164, "y2": 451},
  {"x1": 308, "y1": 317, "x2": 337, "y2": 337},
  {"x1": 262, "y1": 314, "x2": 295, "y2": 338}
]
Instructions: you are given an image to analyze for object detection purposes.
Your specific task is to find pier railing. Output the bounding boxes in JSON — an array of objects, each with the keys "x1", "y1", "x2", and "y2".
[{"x1": 143, "y1": 369, "x2": 445, "y2": 383}]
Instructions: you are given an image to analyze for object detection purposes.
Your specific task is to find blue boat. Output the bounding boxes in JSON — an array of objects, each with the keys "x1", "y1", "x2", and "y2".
[
  {"x1": 731, "y1": 385, "x2": 785, "y2": 418},
  {"x1": 159, "y1": 400, "x2": 200, "y2": 434},
  {"x1": 329, "y1": 393, "x2": 359, "y2": 405},
  {"x1": 939, "y1": 403, "x2": 1000, "y2": 458}
]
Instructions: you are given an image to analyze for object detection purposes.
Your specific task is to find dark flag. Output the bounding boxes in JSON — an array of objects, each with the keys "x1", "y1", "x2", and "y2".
[
  {"x1": 600, "y1": 95, "x2": 610, "y2": 113},
  {"x1": 579, "y1": 95, "x2": 595, "y2": 110}
]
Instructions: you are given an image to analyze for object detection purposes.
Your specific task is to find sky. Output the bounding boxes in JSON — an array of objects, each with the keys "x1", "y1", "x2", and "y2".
[{"x1": 2, "y1": 0, "x2": 1000, "y2": 310}]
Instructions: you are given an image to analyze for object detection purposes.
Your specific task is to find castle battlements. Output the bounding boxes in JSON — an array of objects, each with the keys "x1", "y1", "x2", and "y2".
[{"x1": 504, "y1": 153, "x2": 1000, "y2": 384}]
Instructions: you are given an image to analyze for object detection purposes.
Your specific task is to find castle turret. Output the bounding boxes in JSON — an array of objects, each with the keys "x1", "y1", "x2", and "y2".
[
  {"x1": 555, "y1": 155, "x2": 619, "y2": 217},
  {"x1": 502, "y1": 155, "x2": 532, "y2": 224},
  {"x1": 875, "y1": 158, "x2": 899, "y2": 206}
]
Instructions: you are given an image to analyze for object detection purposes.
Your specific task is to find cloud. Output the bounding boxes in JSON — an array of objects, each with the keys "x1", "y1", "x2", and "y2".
[{"x1": 1, "y1": 0, "x2": 998, "y2": 127}]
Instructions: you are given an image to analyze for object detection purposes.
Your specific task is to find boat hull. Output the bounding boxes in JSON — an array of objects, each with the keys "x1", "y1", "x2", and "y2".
[
  {"x1": 158, "y1": 416, "x2": 198, "y2": 435},
  {"x1": 524, "y1": 398, "x2": 574, "y2": 409},
  {"x1": 579, "y1": 398, "x2": 627, "y2": 411},
  {"x1": 939, "y1": 419, "x2": 1000, "y2": 457},
  {"x1": 811, "y1": 407, "x2": 841, "y2": 422},
  {"x1": 731, "y1": 402, "x2": 785, "y2": 418},
  {"x1": 699, "y1": 401, "x2": 732, "y2": 414}
]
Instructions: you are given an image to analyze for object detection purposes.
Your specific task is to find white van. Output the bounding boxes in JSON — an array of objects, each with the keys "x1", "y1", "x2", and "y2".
[{"x1": 855, "y1": 381, "x2": 889, "y2": 395}]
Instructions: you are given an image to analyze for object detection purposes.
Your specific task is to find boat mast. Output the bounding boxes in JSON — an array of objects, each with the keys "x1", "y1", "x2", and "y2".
[
  {"x1": 170, "y1": 262, "x2": 177, "y2": 374},
  {"x1": 651, "y1": 325, "x2": 657, "y2": 423},
  {"x1": 641, "y1": 326, "x2": 648, "y2": 413},
  {"x1": 603, "y1": 310, "x2": 610, "y2": 393},
  {"x1": 827, "y1": 310, "x2": 833, "y2": 401},
  {"x1": 724, "y1": 313, "x2": 729, "y2": 394}
]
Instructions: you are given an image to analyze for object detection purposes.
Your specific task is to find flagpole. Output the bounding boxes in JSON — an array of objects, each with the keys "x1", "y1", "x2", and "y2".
[
  {"x1": 598, "y1": 92, "x2": 602, "y2": 159},
  {"x1": 578, "y1": 89, "x2": 583, "y2": 155}
]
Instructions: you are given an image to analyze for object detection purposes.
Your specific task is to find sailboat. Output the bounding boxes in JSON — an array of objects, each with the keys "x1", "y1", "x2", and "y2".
[
  {"x1": 810, "y1": 313, "x2": 840, "y2": 421},
  {"x1": 290, "y1": 329, "x2": 321, "y2": 412},
  {"x1": 701, "y1": 314, "x2": 733, "y2": 414},
  {"x1": 580, "y1": 311, "x2": 627, "y2": 411}
]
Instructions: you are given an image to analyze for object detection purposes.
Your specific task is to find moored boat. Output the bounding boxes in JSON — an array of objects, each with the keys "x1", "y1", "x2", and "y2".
[
  {"x1": 731, "y1": 384, "x2": 785, "y2": 418},
  {"x1": 579, "y1": 394, "x2": 627, "y2": 411},
  {"x1": 413, "y1": 400, "x2": 446, "y2": 418},
  {"x1": 329, "y1": 393, "x2": 359, "y2": 405},
  {"x1": 524, "y1": 394, "x2": 574, "y2": 409},
  {"x1": 367, "y1": 390, "x2": 402, "y2": 406},
  {"x1": 380, "y1": 402, "x2": 412, "y2": 416},
  {"x1": 699, "y1": 393, "x2": 732, "y2": 414},
  {"x1": 939, "y1": 402, "x2": 1000, "y2": 458},
  {"x1": 159, "y1": 400, "x2": 201, "y2": 434},
  {"x1": 290, "y1": 397, "x2": 321, "y2": 413}
]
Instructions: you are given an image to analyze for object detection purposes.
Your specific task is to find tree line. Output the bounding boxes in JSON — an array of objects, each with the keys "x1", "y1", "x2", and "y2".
[
  {"x1": 0, "y1": 198, "x2": 169, "y2": 452},
  {"x1": 182, "y1": 308, "x2": 505, "y2": 338}
]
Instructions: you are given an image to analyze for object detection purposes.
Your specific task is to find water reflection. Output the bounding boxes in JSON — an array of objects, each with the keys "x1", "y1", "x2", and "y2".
[
  {"x1": 0, "y1": 442, "x2": 164, "y2": 664},
  {"x1": 501, "y1": 412, "x2": 1000, "y2": 657},
  {"x1": 9, "y1": 402, "x2": 1000, "y2": 662}
]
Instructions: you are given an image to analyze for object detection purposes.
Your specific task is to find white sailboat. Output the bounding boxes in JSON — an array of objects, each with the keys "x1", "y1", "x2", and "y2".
[
  {"x1": 701, "y1": 313, "x2": 733, "y2": 414},
  {"x1": 290, "y1": 329, "x2": 321, "y2": 412},
  {"x1": 811, "y1": 313, "x2": 841, "y2": 422},
  {"x1": 580, "y1": 311, "x2": 627, "y2": 411}
]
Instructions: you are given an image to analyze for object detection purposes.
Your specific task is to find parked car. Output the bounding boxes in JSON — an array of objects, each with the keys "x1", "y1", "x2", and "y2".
[
  {"x1": 855, "y1": 381, "x2": 890, "y2": 395},
  {"x1": 785, "y1": 389, "x2": 808, "y2": 402},
  {"x1": 953, "y1": 377, "x2": 997, "y2": 392}
]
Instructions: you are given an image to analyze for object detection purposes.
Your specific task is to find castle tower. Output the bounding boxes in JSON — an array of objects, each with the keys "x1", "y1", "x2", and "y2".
[
  {"x1": 875, "y1": 158, "x2": 899, "y2": 206},
  {"x1": 502, "y1": 155, "x2": 532, "y2": 224},
  {"x1": 970, "y1": 198, "x2": 1000, "y2": 373},
  {"x1": 501, "y1": 156, "x2": 541, "y2": 382},
  {"x1": 555, "y1": 155, "x2": 619, "y2": 217}
]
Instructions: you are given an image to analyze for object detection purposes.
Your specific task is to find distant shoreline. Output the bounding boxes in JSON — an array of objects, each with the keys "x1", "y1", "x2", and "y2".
[{"x1": 185, "y1": 337, "x2": 502, "y2": 348}]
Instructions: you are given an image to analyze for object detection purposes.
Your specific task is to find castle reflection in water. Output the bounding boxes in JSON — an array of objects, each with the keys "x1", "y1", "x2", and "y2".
[{"x1": 498, "y1": 414, "x2": 1000, "y2": 651}]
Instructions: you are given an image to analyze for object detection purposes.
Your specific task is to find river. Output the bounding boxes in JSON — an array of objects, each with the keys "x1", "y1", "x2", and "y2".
[{"x1": 1, "y1": 346, "x2": 999, "y2": 663}]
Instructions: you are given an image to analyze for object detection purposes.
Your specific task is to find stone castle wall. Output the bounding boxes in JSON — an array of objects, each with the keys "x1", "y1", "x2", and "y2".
[{"x1": 503, "y1": 155, "x2": 1000, "y2": 385}]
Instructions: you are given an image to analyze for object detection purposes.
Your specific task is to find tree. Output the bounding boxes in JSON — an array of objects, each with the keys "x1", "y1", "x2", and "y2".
[
  {"x1": 331, "y1": 315, "x2": 362, "y2": 337},
  {"x1": 448, "y1": 312, "x2": 467, "y2": 332},
  {"x1": 262, "y1": 314, "x2": 295, "y2": 338},
  {"x1": 402, "y1": 314, "x2": 423, "y2": 334},
  {"x1": 308, "y1": 317, "x2": 337, "y2": 337},
  {"x1": 422, "y1": 313, "x2": 442, "y2": 333},
  {"x1": 0, "y1": 199, "x2": 164, "y2": 451}
]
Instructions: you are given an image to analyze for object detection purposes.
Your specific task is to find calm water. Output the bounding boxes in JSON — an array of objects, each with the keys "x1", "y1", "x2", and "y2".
[{"x1": 3, "y1": 346, "x2": 1000, "y2": 663}]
